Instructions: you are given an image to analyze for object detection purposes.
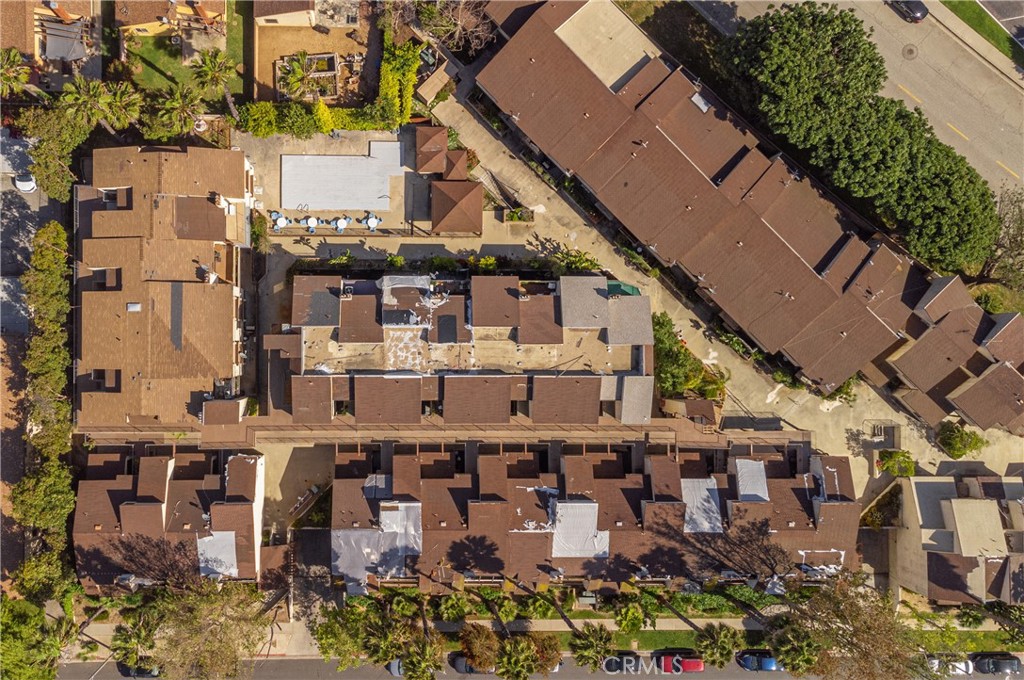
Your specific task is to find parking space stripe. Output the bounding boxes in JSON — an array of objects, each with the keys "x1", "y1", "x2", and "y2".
[
  {"x1": 996, "y1": 161, "x2": 1021, "y2": 180},
  {"x1": 946, "y1": 123, "x2": 970, "y2": 141}
]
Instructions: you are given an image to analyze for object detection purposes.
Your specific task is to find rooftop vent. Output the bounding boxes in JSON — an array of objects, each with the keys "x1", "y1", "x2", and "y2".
[{"x1": 126, "y1": 302, "x2": 142, "y2": 313}]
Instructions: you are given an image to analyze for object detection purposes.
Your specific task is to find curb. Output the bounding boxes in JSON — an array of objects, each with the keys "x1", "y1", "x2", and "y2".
[{"x1": 926, "y1": 7, "x2": 1024, "y2": 93}]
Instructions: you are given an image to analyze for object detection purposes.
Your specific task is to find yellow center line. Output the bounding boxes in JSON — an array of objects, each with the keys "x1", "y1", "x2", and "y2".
[
  {"x1": 996, "y1": 161, "x2": 1021, "y2": 180},
  {"x1": 897, "y1": 84, "x2": 922, "y2": 104},
  {"x1": 946, "y1": 123, "x2": 970, "y2": 141}
]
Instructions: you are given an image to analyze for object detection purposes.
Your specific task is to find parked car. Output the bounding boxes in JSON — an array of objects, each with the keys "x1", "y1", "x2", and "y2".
[
  {"x1": 13, "y1": 174, "x2": 36, "y2": 193},
  {"x1": 736, "y1": 650, "x2": 784, "y2": 672},
  {"x1": 116, "y1": 659, "x2": 160, "y2": 678},
  {"x1": 886, "y1": 0, "x2": 929, "y2": 22},
  {"x1": 654, "y1": 649, "x2": 705, "y2": 673},
  {"x1": 927, "y1": 656, "x2": 974, "y2": 676},
  {"x1": 452, "y1": 655, "x2": 496, "y2": 675},
  {"x1": 603, "y1": 652, "x2": 641, "y2": 673},
  {"x1": 387, "y1": 659, "x2": 404, "y2": 676},
  {"x1": 971, "y1": 653, "x2": 1022, "y2": 675}
]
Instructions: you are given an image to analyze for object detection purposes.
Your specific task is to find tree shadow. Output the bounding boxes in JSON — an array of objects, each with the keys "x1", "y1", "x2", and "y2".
[{"x1": 447, "y1": 534, "x2": 504, "y2": 574}]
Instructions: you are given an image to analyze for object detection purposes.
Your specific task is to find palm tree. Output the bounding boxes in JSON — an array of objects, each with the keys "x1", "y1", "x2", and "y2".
[
  {"x1": 60, "y1": 75, "x2": 118, "y2": 136},
  {"x1": 362, "y1": 615, "x2": 411, "y2": 665},
  {"x1": 695, "y1": 622, "x2": 744, "y2": 669},
  {"x1": 157, "y1": 83, "x2": 206, "y2": 137},
  {"x1": 527, "y1": 633, "x2": 562, "y2": 677},
  {"x1": 110, "y1": 611, "x2": 157, "y2": 669},
  {"x1": 403, "y1": 630, "x2": 445, "y2": 680},
  {"x1": 1, "y1": 47, "x2": 30, "y2": 98},
  {"x1": 459, "y1": 623, "x2": 500, "y2": 670},
  {"x1": 190, "y1": 48, "x2": 239, "y2": 119},
  {"x1": 770, "y1": 624, "x2": 821, "y2": 675},
  {"x1": 105, "y1": 81, "x2": 144, "y2": 131},
  {"x1": 280, "y1": 50, "x2": 314, "y2": 101},
  {"x1": 496, "y1": 637, "x2": 538, "y2": 680},
  {"x1": 438, "y1": 592, "x2": 470, "y2": 622},
  {"x1": 569, "y1": 622, "x2": 612, "y2": 672}
]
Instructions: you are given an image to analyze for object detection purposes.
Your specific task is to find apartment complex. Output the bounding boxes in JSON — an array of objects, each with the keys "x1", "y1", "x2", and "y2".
[
  {"x1": 890, "y1": 475, "x2": 1024, "y2": 605},
  {"x1": 73, "y1": 451, "x2": 265, "y2": 593},
  {"x1": 476, "y1": 0, "x2": 1024, "y2": 434},
  {"x1": 328, "y1": 437, "x2": 861, "y2": 594},
  {"x1": 74, "y1": 146, "x2": 256, "y2": 431},
  {"x1": 270, "y1": 273, "x2": 657, "y2": 429}
]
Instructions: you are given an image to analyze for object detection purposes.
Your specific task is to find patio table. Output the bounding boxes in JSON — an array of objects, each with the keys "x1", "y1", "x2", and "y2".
[{"x1": 275, "y1": 216, "x2": 287, "y2": 229}]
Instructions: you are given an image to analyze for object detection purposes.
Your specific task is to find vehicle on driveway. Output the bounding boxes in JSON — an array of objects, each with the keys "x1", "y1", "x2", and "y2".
[
  {"x1": 452, "y1": 654, "x2": 496, "y2": 675},
  {"x1": 971, "y1": 653, "x2": 1022, "y2": 675},
  {"x1": 736, "y1": 650, "x2": 784, "y2": 672},
  {"x1": 654, "y1": 649, "x2": 705, "y2": 673},
  {"x1": 13, "y1": 174, "x2": 36, "y2": 193},
  {"x1": 927, "y1": 656, "x2": 974, "y2": 676},
  {"x1": 387, "y1": 659, "x2": 403, "y2": 676},
  {"x1": 886, "y1": 0, "x2": 929, "y2": 22},
  {"x1": 116, "y1": 659, "x2": 160, "y2": 677}
]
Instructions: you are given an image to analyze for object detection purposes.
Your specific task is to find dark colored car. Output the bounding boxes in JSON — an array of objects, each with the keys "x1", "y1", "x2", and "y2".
[
  {"x1": 654, "y1": 649, "x2": 706, "y2": 673},
  {"x1": 603, "y1": 652, "x2": 642, "y2": 673},
  {"x1": 736, "y1": 650, "x2": 784, "y2": 672},
  {"x1": 886, "y1": 0, "x2": 929, "y2": 22},
  {"x1": 971, "y1": 653, "x2": 1022, "y2": 675},
  {"x1": 452, "y1": 654, "x2": 496, "y2": 675},
  {"x1": 116, "y1": 660, "x2": 160, "y2": 678}
]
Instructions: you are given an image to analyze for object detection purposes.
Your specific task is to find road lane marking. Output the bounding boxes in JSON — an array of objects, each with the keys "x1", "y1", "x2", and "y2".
[
  {"x1": 996, "y1": 161, "x2": 1021, "y2": 180},
  {"x1": 946, "y1": 123, "x2": 970, "y2": 141},
  {"x1": 897, "y1": 84, "x2": 922, "y2": 104}
]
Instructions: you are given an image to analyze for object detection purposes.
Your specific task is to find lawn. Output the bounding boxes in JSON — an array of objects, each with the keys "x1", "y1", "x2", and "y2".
[
  {"x1": 940, "y1": 1, "x2": 1024, "y2": 68},
  {"x1": 128, "y1": 0, "x2": 246, "y2": 99},
  {"x1": 914, "y1": 630, "x2": 1024, "y2": 653}
]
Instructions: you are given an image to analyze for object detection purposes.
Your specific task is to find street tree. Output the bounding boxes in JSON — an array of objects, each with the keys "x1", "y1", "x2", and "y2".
[
  {"x1": 403, "y1": 630, "x2": 446, "y2": 680},
  {"x1": 1, "y1": 594, "x2": 62, "y2": 680},
  {"x1": 311, "y1": 604, "x2": 363, "y2": 671},
  {"x1": 16, "y1": 107, "x2": 92, "y2": 202},
  {"x1": 696, "y1": 623, "x2": 744, "y2": 669},
  {"x1": 528, "y1": 633, "x2": 562, "y2": 677},
  {"x1": 460, "y1": 623, "x2": 500, "y2": 670},
  {"x1": 981, "y1": 185, "x2": 1024, "y2": 291},
  {"x1": 110, "y1": 610, "x2": 159, "y2": 670},
  {"x1": 723, "y1": 2, "x2": 886, "y2": 150},
  {"x1": 362, "y1": 614, "x2": 412, "y2": 665},
  {"x1": 150, "y1": 581, "x2": 267, "y2": 680},
  {"x1": 191, "y1": 48, "x2": 239, "y2": 119},
  {"x1": 11, "y1": 551, "x2": 74, "y2": 604},
  {"x1": 496, "y1": 636, "x2": 539, "y2": 680},
  {"x1": 780, "y1": 571, "x2": 932, "y2": 680},
  {"x1": 769, "y1": 621, "x2": 822, "y2": 676},
  {"x1": 1, "y1": 46, "x2": 30, "y2": 98},
  {"x1": 569, "y1": 622, "x2": 612, "y2": 672}
]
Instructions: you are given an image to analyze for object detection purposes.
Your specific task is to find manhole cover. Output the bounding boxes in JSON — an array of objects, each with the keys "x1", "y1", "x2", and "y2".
[{"x1": 902, "y1": 43, "x2": 918, "y2": 60}]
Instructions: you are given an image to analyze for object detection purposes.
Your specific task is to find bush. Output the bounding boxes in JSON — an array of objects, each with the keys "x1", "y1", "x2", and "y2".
[
  {"x1": 974, "y1": 291, "x2": 1005, "y2": 314},
  {"x1": 312, "y1": 100, "x2": 333, "y2": 134},
  {"x1": 278, "y1": 102, "x2": 317, "y2": 139},
  {"x1": 237, "y1": 101, "x2": 278, "y2": 138},
  {"x1": 771, "y1": 368, "x2": 804, "y2": 390},
  {"x1": 876, "y1": 449, "x2": 915, "y2": 477},
  {"x1": 250, "y1": 213, "x2": 270, "y2": 255},
  {"x1": 829, "y1": 373, "x2": 860, "y2": 405},
  {"x1": 723, "y1": 585, "x2": 779, "y2": 611},
  {"x1": 956, "y1": 606, "x2": 986, "y2": 629},
  {"x1": 936, "y1": 422, "x2": 987, "y2": 459},
  {"x1": 385, "y1": 253, "x2": 406, "y2": 269}
]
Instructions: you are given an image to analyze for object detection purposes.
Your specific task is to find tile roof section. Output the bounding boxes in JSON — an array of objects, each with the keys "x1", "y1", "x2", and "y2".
[
  {"x1": 471, "y1": 276, "x2": 521, "y2": 327},
  {"x1": 415, "y1": 126, "x2": 448, "y2": 174},
  {"x1": 531, "y1": 375, "x2": 601, "y2": 423},
  {"x1": 518, "y1": 294, "x2": 563, "y2": 344},
  {"x1": 442, "y1": 375, "x2": 513, "y2": 424},
  {"x1": 431, "y1": 181, "x2": 484, "y2": 234},
  {"x1": 353, "y1": 375, "x2": 423, "y2": 424}
]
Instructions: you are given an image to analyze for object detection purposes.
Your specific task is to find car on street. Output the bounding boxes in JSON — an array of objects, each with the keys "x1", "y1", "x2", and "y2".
[
  {"x1": 736, "y1": 650, "x2": 784, "y2": 672},
  {"x1": 603, "y1": 652, "x2": 642, "y2": 673},
  {"x1": 452, "y1": 654, "x2": 496, "y2": 675},
  {"x1": 116, "y1": 659, "x2": 160, "y2": 677},
  {"x1": 885, "y1": 0, "x2": 929, "y2": 22},
  {"x1": 971, "y1": 653, "x2": 1022, "y2": 675},
  {"x1": 654, "y1": 649, "x2": 705, "y2": 673},
  {"x1": 387, "y1": 659, "x2": 404, "y2": 676},
  {"x1": 13, "y1": 174, "x2": 36, "y2": 193},
  {"x1": 927, "y1": 656, "x2": 974, "y2": 676}
]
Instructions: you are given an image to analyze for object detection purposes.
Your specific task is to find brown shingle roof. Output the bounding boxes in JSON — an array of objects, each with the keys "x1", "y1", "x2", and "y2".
[
  {"x1": 253, "y1": 0, "x2": 315, "y2": 19},
  {"x1": 353, "y1": 375, "x2": 423, "y2": 424},
  {"x1": 443, "y1": 150, "x2": 469, "y2": 181},
  {"x1": 892, "y1": 306, "x2": 993, "y2": 393},
  {"x1": 291, "y1": 375, "x2": 335, "y2": 424},
  {"x1": 443, "y1": 375, "x2": 513, "y2": 424},
  {"x1": 517, "y1": 294, "x2": 563, "y2": 344},
  {"x1": 471, "y1": 276, "x2": 521, "y2": 327},
  {"x1": 983, "y1": 313, "x2": 1024, "y2": 369},
  {"x1": 927, "y1": 552, "x2": 982, "y2": 604},
  {"x1": 339, "y1": 293, "x2": 383, "y2": 342},
  {"x1": 531, "y1": 375, "x2": 601, "y2": 423},
  {"x1": 431, "y1": 181, "x2": 484, "y2": 234},
  {"x1": 292, "y1": 275, "x2": 342, "y2": 327},
  {"x1": 416, "y1": 126, "x2": 448, "y2": 174},
  {"x1": 948, "y1": 363, "x2": 1024, "y2": 435}
]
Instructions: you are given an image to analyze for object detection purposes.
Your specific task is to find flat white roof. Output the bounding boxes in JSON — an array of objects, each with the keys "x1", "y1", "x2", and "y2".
[
  {"x1": 680, "y1": 477, "x2": 724, "y2": 533},
  {"x1": 280, "y1": 141, "x2": 403, "y2": 212},
  {"x1": 553, "y1": 0, "x2": 660, "y2": 90}
]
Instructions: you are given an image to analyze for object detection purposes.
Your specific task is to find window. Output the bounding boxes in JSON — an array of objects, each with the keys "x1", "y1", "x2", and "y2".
[
  {"x1": 134, "y1": 27, "x2": 148, "y2": 34},
  {"x1": 263, "y1": 18, "x2": 278, "y2": 24},
  {"x1": 346, "y1": 14, "x2": 357, "y2": 24},
  {"x1": 126, "y1": 302, "x2": 142, "y2": 312}
]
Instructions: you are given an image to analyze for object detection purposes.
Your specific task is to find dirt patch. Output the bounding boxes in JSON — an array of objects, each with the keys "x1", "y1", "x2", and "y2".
[{"x1": 1, "y1": 334, "x2": 27, "y2": 592}]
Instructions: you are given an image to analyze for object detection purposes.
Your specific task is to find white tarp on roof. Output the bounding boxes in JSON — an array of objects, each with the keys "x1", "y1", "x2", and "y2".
[
  {"x1": 331, "y1": 528, "x2": 383, "y2": 595},
  {"x1": 680, "y1": 477, "x2": 724, "y2": 533},
  {"x1": 379, "y1": 501, "x2": 423, "y2": 554},
  {"x1": 379, "y1": 274, "x2": 431, "y2": 305},
  {"x1": 197, "y1": 531, "x2": 238, "y2": 578},
  {"x1": 551, "y1": 500, "x2": 609, "y2": 558},
  {"x1": 332, "y1": 500, "x2": 422, "y2": 594},
  {"x1": 735, "y1": 459, "x2": 770, "y2": 502},
  {"x1": 280, "y1": 141, "x2": 403, "y2": 212}
]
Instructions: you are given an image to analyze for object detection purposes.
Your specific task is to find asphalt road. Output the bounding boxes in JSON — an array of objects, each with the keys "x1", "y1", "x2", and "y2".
[
  {"x1": 692, "y1": 0, "x2": 1024, "y2": 189},
  {"x1": 978, "y1": 0, "x2": 1024, "y2": 48},
  {"x1": 58, "y1": 657, "x2": 802, "y2": 680}
]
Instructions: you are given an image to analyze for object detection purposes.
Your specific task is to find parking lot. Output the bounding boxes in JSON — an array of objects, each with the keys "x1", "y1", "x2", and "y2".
[{"x1": 978, "y1": 0, "x2": 1024, "y2": 47}]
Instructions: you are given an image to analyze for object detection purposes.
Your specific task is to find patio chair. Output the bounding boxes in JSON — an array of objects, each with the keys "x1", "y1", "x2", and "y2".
[{"x1": 307, "y1": 226, "x2": 316, "y2": 235}]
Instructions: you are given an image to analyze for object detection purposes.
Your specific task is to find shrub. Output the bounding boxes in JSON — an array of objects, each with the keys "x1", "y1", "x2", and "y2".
[
  {"x1": 876, "y1": 449, "x2": 915, "y2": 477},
  {"x1": 438, "y1": 593, "x2": 470, "y2": 622},
  {"x1": 278, "y1": 102, "x2": 317, "y2": 139},
  {"x1": 237, "y1": 101, "x2": 278, "y2": 137},
  {"x1": 385, "y1": 253, "x2": 406, "y2": 269},
  {"x1": 956, "y1": 606, "x2": 986, "y2": 629},
  {"x1": 250, "y1": 213, "x2": 270, "y2": 255},
  {"x1": 829, "y1": 373, "x2": 860, "y2": 405},
  {"x1": 312, "y1": 100, "x2": 334, "y2": 134},
  {"x1": 723, "y1": 585, "x2": 779, "y2": 611},
  {"x1": 974, "y1": 291, "x2": 1005, "y2": 314},
  {"x1": 424, "y1": 255, "x2": 459, "y2": 272},
  {"x1": 937, "y1": 422, "x2": 987, "y2": 459},
  {"x1": 771, "y1": 367, "x2": 804, "y2": 390}
]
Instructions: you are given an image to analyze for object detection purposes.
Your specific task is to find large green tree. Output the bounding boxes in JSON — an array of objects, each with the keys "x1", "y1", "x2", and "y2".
[
  {"x1": 696, "y1": 623, "x2": 744, "y2": 669},
  {"x1": 191, "y1": 48, "x2": 239, "y2": 119},
  {"x1": 59, "y1": 75, "x2": 121, "y2": 137},
  {"x1": 496, "y1": 636, "x2": 538, "y2": 680},
  {"x1": 403, "y1": 630, "x2": 446, "y2": 680},
  {"x1": 11, "y1": 459, "x2": 75, "y2": 531},
  {"x1": 1, "y1": 46, "x2": 30, "y2": 98},
  {"x1": 143, "y1": 83, "x2": 206, "y2": 141},
  {"x1": 0, "y1": 595, "x2": 62, "y2": 680},
  {"x1": 568, "y1": 622, "x2": 612, "y2": 672},
  {"x1": 724, "y1": 2, "x2": 885, "y2": 150},
  {"x1": 981, "y1": 185, "x2": 1024, "y2": 291},
  {"x1": 15, "y1": 107, "x2": 92, "y2": 201},
  {"x1": 770, "y1": 621, "x2": 822, "y2": 676},
  {"x1": 459, "y1": 623, "x2": 500, "y2": 670},
  {"x1": 111, "y1": 610, "x2": 159, "y2": 671}
]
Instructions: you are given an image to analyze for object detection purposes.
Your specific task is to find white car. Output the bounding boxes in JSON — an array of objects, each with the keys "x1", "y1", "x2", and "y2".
[
  {"x1": 13, "y1": 174, "x2": 36, "y2": 193},
  {"x1": 928, "y1": 657, "x2": 974, "y2": 676}
]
